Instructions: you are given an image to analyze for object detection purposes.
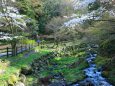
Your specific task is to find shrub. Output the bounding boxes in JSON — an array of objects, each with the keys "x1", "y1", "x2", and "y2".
[
  {"x1": 99, "y1": 39, "x2": 115, "y2": 57},
  {"x1": 8, "y1": 74, "x2": 18, "y2": 86}
]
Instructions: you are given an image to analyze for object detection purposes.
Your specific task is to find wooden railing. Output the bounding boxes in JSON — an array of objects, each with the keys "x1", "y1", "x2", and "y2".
[{"x1": 0, "y1": 45, "x2": 35, "y2": 57}]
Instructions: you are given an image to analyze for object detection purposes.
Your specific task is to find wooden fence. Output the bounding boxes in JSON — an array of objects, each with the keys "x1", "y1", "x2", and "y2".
[{"x1": 0, "y1": 45, "x2": 35, "y2": 57}]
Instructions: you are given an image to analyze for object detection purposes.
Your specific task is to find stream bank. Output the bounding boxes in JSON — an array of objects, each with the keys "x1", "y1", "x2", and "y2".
[{"x1": 71, "y1": 52, "x2": 113, "y2": 86}]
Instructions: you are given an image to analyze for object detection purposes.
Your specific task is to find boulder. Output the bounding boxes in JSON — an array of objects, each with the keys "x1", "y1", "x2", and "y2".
[
  {"x1": 15, "y1": 82, "x2": 25, "y2": 86},
  {"x1": 20, "y1": 67, "x2": 32, "y2": 75},
  {"x1": 0, "y1": 69, "x2": 5, "y2": 74},
  {"x1": 38, "y1": 75, "x2": 53, "y2": 85},
  {"x1": 19, "y1": 74, "x2": 26, "y2": 83}
]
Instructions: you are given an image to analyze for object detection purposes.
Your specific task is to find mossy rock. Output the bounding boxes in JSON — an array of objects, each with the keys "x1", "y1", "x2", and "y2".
[
  {"x1": 102, "y1": 71, "x2": 109, "y2": 77},
  {"x1": 20, "y1": 67, "x2": 32, "y2": 75},
  {"x1": 19, "y1": 74, "x2": 26, "y2": 83},
  {"x1": 15, "y1": 82, "x2": 25, "y2": 86}
]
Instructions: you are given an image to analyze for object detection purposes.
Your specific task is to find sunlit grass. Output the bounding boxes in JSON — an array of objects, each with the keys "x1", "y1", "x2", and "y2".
[
  {"x1": 0, "y1": 43, "x2": 88, "y2": 85},
  {"x1": 40, "y1": 51, "x2": 88, "y2": 84},
  {"x1": 0, "y1": 49, "x2": 50, "y2": 84}
]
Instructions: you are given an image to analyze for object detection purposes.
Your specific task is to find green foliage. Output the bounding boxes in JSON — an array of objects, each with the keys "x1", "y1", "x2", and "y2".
[
  {"x1": 15, "y1": 0, "x2": 74, "y2": 34},
  {"x1": 16, "y1": 0, "x2": 39, "y2": 36},
  {"x1": 84, "y1": 17, "x2": 115, "y2": 57},
  {"x1": 38, "y1": 0, "x2": 62, "y2": 33},
  {"x1": 16, "y1": 0, "x2": 35, "y2": 18},
  {"x1": 8, "y1": 74, "x2": 18, "y2": 86},
  {"x1": 100, "y1": 39, "x2": 115, "y2": 57},
  {"x1": 88, "y1": 1, "x2": 100, "y2": 12},
  {"x1": 18, "y1": 54, "x2": 23, "y2": 58},
  {"x1": 46, "y1": 17, "x2": 67, "y2": 33},
  {"x1": 0, "y1": 50, "x2": 50, "y2": 82},
  {"x1": 20, "y1": 38, "x2": 36, "y2": 45},
  {"x1": 37, "y1": 0, "x2": 74, "y2": 34},
  {"x1": 39, "y1": 50, "x2": 88, "y2": 84},
  {"x1": 95, "y1": 56, "x2": 111, "y2": 67},
  {"x1": 95, "y1": 56, "x2": 115, "y2": 85}
]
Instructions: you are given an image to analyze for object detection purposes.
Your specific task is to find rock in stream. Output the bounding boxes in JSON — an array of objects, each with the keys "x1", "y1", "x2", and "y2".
[{"x1": 72, "y1": 53, "x2": 113, "y2": 86}]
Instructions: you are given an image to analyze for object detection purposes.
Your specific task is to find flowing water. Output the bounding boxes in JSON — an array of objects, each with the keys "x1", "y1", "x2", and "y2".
[
  {"x1": 64, "y1": 1, "x2": 113, "y2": 85},
  {"x1": 72, "y1": 53, "x2": 113, "y2": 86}
]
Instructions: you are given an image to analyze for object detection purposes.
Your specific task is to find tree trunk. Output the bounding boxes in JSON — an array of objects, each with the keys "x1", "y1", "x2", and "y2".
[{"x1": 11, "y1": 42, "x2": 17, "y2": 56}]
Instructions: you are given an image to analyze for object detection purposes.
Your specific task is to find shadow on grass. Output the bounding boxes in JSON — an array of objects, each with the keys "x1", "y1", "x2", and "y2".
[{"x1": 0, "y1": 49, "x2": 50, "y2": 82}]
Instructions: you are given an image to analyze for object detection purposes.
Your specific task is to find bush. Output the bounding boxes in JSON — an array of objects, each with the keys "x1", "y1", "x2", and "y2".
[
  {"x1": 99, "y1": 39, "x2": 115, "y2": 57},
  {"x1": 8, "y1": 74, "x2": 18, "y2": 86}
]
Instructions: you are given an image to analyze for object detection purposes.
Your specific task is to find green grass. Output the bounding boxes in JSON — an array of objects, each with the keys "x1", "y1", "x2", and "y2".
[
  {"x1": 0, "y1": 43, "x2": 89, "y2": 85},
  {"x1": 39, "y1": 51, "x2": 88, "y2": 84},
  {"x1": 26, "y1": 76, "x2": 37, "y2": 86},
  {"x1": 0, "y1": 49, "x2": 50, "y2": 85}
]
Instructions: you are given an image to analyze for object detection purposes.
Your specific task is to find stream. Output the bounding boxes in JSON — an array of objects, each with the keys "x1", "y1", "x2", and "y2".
[{"x1": 72, "y1": 53, "x2": 113, "y2": 86}]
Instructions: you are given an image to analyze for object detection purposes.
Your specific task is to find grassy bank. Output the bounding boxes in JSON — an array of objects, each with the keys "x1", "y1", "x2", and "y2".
[
  {"x1": 0, "y1": 43, "x2": 89, "y2": 85},
  {"x1": 0, "y1": 49, "x2": 50, "y2": 86},
  {"x1": 38, "y1": 51, "x2": 88, "y2": 84},
  {"x1": 95, "y1": 56, "x2": 115, "y2": 85}
]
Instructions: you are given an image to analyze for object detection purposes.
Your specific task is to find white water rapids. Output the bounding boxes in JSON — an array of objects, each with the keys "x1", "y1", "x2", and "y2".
[
  {"x1": 72, "y1": 53, "x2": 113, "y2": 86},
  {"x1": 63, "y1": 0, "x2": 113, "y2": 86}
]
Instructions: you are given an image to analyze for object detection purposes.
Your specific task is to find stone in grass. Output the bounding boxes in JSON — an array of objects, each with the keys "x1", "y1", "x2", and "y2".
[
  {"x1": 68, "y1": 61, "x2": 81, "y2": 68},
  {"x1": 15, "y1": 82, "x2": 25, "y2": 86},
  {"x1": 20, "y1": 67, "x2": 32, "y2": 75},
  {"x1": 49, "y1": 82, "x2": 66, "y2": 86},
  {"x1": 19, "y1": 74, "x2": 26, "y2": 83},
  {"x1": 38, "y1": 75, "x2": 53, "y2": 85},
  {"x1": 0, "y1": 59, "x2": 6, "y2": 63},
  {"x1": 0, "y1": 69, "x2": 5, "y2": 74},
  {"x1": 79, "y1": 80, "x2": 94, "y2": 86}
]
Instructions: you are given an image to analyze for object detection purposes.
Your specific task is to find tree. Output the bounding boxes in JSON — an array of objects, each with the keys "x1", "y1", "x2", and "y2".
[
  {"x1": 98, "y1": 0, "x2": 115, "y2": 10},
  {"x1": 88, "y1": 1, "x2": 100, "y2": 12},
  {"x1": 84, "y1": 15, "x2": 115, "y2": 57},
  {"x1": 38, "y1": 0, "x2": 74, "y2": 34},
  {"x1": 16, "y1": 0, "x2": 40, "y2": 39},
  {"x1": 0, "y1": 0, "x2": 35, "y2": 56},
  {"x1": 45, "y1": 17, "x2": 67, "y2": 34}
]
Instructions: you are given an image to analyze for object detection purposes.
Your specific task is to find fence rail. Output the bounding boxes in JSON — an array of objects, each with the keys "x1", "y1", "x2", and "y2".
[{"x1": 0, "y1": 45, "x2": 35, "y2": 57}]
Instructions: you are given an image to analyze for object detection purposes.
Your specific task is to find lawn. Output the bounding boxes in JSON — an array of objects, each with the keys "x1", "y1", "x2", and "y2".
[{"x1": 0, "y1": 48, "x2": 50, "y2": 86}]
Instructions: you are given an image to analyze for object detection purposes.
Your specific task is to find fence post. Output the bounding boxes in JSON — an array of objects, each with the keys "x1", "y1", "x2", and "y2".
[
  {"x1": 29, "y1": 45, "x2": 31, "y2": 51},
  {"x1": 12, "y1": 47, "x2": 13, "y2": 56},
  {"x1": 7, "y1": 47, "x2": 9, "y2": 57},
  {"x1": 16, "y1": 47, "x2": 17, "y2": 56}
]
